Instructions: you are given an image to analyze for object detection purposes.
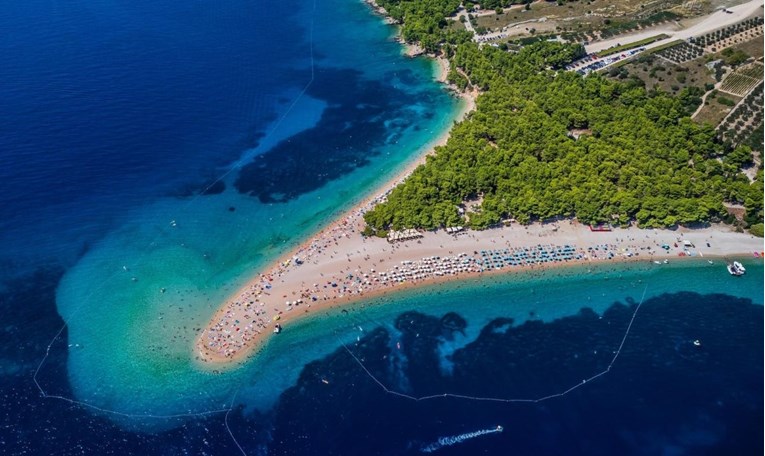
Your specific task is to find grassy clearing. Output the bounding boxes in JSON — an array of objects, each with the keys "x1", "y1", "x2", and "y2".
[
  {"x1": 610, "y1": 52, "x2": 716, "y2": 93},
  {"x1": 731, "y1": 36, "x2": 764, "y2": 60},
  {"x1": 694, "y1": 93, "x2": 742, "y2": 127}
]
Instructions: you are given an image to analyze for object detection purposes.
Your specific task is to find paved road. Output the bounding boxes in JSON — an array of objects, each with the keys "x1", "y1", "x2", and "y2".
[{"x1": 586, "y1": 0, "x2": 763, "y2": 54}]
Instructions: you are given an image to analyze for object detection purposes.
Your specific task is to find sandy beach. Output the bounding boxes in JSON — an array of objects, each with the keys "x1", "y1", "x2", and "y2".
[{"x1": 195, "y1": 194, "x2": 763, "y2": 368}]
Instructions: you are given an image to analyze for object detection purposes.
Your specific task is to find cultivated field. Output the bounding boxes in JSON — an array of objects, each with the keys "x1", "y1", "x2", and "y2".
[
  {"x1": 654, "y1": 41, "x2": 704, "y2": 64},
  {"x1": 719, "y1": 82, "x2": 764, "y2": 148},
  {"x1": 688, "y1": 16, "x2": 764, "y2": 52},
  {"x1": 720, "y1": 73, "x2": 760, "y2": 96}
]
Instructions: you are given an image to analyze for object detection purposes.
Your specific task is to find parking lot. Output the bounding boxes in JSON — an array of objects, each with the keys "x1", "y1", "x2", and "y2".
[{"x1": 565, "y1": 47, "x2": 646, "y2": 74}]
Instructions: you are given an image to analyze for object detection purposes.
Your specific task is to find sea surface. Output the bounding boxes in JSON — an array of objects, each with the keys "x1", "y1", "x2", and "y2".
[{"x1": 0, "y1": 0, "x2": 762, "y2": 455}]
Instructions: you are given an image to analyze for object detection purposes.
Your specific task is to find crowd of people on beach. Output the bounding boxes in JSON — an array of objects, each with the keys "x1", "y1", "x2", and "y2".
[
  {"x1": 200, "y1": 172, "x2": 409, "y2": 359},
  {"x1": 200, "y1": 225, "x2": 685, "y2": 361}
]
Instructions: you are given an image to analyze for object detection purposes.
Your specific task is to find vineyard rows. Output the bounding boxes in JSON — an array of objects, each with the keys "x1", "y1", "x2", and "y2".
[
  {"x1": 720, "y1": 73, "x2": 762, "y2": 97},
  {"x1": 737, "y1": 63, "x2": 764, "y2": 79},
  {"x1": 719, "y1": 63, "x2": 764, "y2": 97}
]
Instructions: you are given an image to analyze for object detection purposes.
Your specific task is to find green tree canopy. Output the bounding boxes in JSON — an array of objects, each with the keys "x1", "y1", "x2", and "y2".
[{"x1": 364, "y1": 42, "x2": 762, "y2": 232}]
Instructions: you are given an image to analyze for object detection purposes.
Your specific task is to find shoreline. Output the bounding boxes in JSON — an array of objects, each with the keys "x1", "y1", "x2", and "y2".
[
  {"x1": 363, "y1": 0, "x2": 395, "y2": 25},
  {"x1": 194, "y1": 5, "x2": 478, "y2": 368},
  {"x1": 363, "y1": 0, "x2": 452, "y2": 85},
  {"x1": 194, "y1": 89, "x2": 476, "y2": 369},
  {"x1": 256, "y1": 252, "x2": 761, "y2": 332},
  {"x1": 192, "y1": 0, "x2": 763, "y2": 370},
  {"x1": 195, "y1": 214, "x2": 763, "y2": 368}
]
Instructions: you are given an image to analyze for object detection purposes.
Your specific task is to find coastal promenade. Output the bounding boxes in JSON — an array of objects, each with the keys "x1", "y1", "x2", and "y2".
[{"x1": 196, "y1": 207, "x2": 763, "y2": 366}]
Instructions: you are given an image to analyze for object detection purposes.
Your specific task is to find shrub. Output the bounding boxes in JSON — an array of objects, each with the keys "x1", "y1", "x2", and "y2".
[{"x1": 717, "y1": 96, "x2": 736, "y2": 107}]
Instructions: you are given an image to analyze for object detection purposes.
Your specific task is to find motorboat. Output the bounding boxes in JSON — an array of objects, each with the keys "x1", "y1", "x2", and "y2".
[{"x1": 727, "y1": 263, "x2": 744, "y2": 276}]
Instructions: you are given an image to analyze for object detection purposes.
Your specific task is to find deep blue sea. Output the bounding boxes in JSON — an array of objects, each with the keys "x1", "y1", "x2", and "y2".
[{"x1": 0, "y1": 1, "x2": 763, "y2": 455}]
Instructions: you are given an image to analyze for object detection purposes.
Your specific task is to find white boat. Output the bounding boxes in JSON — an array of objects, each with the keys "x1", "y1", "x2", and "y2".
[
  {"x1": 733, "y1": 261, "x2": 746, "y2": 273},
  {"x1": 727, "y1": 263, "x2": 744, "y2": 276}
]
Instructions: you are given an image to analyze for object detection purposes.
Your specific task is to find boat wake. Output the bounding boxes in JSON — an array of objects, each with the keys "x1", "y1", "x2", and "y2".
[{"x1": 420, "y1": 425, "x2": 503, "y2": 453}]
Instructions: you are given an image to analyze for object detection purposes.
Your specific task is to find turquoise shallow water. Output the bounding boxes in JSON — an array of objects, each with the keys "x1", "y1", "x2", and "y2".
[
  {"x1": 59, "y1": 248, "x2": 763, "y2": 425},
  {"x1": 54, "y1": 0, "x2": 463, "y2": 421},
  {"x1": 238, "y1": 258, "x2": 763, "y2": 412}
]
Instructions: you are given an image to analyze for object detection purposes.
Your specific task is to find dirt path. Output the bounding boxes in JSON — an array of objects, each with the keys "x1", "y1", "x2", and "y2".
[{"x1": 691, "y1": 75, "x2": 728, "y2": 120}]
